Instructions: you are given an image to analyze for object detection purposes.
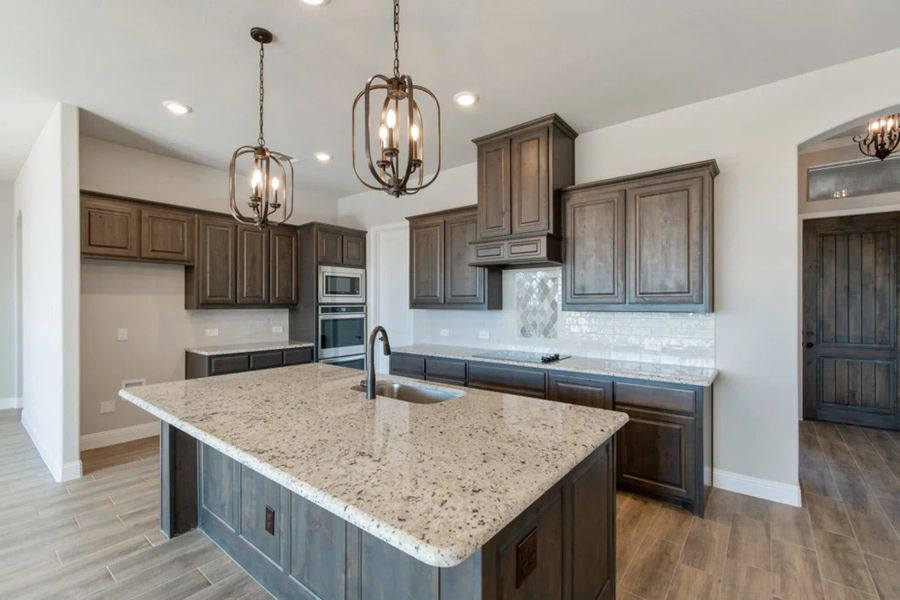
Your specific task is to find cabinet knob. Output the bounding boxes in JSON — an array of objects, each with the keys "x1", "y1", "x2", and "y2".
[{"x1": 804, "y1": 342, "x2": 814, "y2": 348}]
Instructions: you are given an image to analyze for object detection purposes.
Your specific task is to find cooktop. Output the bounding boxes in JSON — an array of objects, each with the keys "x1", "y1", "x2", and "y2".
[{"x1": 471, "y1": 350, "x2": 571, "y2": 364}]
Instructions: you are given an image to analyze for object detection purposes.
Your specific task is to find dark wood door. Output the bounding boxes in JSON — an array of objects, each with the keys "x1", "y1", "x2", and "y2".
[
  {"x1": 237, "y1": 225, "x2": 269, "y2": 305},
  {"x1": 626, "y1": 174, "x2": 704, "y2": 306},
  {"x1": 547, "y1": 372, "x2": 613, "y2": 409},
  {"x1": 510, "y1": 126, "x2": 550, "y2": 236},
  {"x1": 477, "y1": 138, "x2": 512, "y2": 239},
  {"x1": 81, "y1": 197, "x2": 140, "y2": 259},
  {"x1": 318, "y1": 229, "x2": 343, "y2": 265},
  {"x1": 197, "y1": 215, "x2": 237, "y2": 305},
  {"x1": 444, "y1": 210, "x2": 484, "y2": 305},
  {"x1": 803, "y1": 214, "x2": 900, "y2": 430},
  {"x1": 563, "y1": 186, "x2": 626, "y2": 308},
  {"x1": 140, "y1": 207, "x2": 195, "y2": 264},
  {"x1": 409, "y1": 217, "x2": 444, "y2": 306},
  {"x1": 342, "y1": 233, "x2": 366, "y2": 267},
  {"x1": 269, "y1": 227, "x2": 298, "y2": 305}
]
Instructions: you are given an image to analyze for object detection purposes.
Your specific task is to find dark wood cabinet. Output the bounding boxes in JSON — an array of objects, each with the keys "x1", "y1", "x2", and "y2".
[
  {"x1": 342, "y1": 234, "x2": 366, "y2": 267},
  {"x1": 389, "y1": 353, "x2": 426, "y2": 380},
  {"x1": 562, "y1": 160, "x2": 717, "y2": 312},
  {"x1": 195, "y1": 214, "x2": 238, "y2": 306},
  {"x1": 269, "y1": 226, "x2": 298, "y2": 305},
  {"x1": 81, "y1": 196, "x2": 141, "y2": 259},
  {"x1": 236, "y1": 225, "x2": 269, "y2": 305},
  {"x1": 407, "y1": 206, "x2": 502, "y2": 310},
  {"x1": 547, "y1": 372, "x2": 613, "y2": 409},
  {"x1": 140, "y1": 206, "x2": 195, "y2": 263},
  {"x1": 186, "y1": 346, "x2": 313, "y2": 379},
  {"x1": 510, "y1": 125, "x2": 551, "y2": 236},
  {"x1": 318, "y1": 229, "x2": 343, "y2": 265},
  {"x1": 477, "y1": 138, "x2": 512, "y2": 239},
  {"x1": 468, "y1": 362, "x2": 546, "y2": 398},
  {"x1": 315, "y1": 226, "x2": 366, "y2": 267}
]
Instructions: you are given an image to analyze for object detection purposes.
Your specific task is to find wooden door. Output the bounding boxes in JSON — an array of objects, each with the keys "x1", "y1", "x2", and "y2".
[
  {"x1": 237, "y1": 225, "x2": 269, "y2": 305},
  {"x1": 318, "y1": 229, "x2": 343, "y2": 264},
  {"x1": 197, "y1": 215, "x2": 237, "y2": 305},
  {"x1": 81, "y1": 197, "x2": 140, "y2": 259},
  {"x1": 511, "y1": 126, "x2": 550, "y2": 236},
  {"x1": 477, "y1": 138, "x2": 511, "y2": 239},
  {"x1": 444, "y1": 210, "x2": 484, "y2": 305},
  {"x1": 342, "y1": 233, "x2": 366, "y2": 267},
  {"x1": 409, "y1": 217, "x2": 444, "y2": 306},
  {"x1": 626, "y1": 174, "x2": 704, "y2": 306},
  {"x1": 269, "y1": 227, "x2": 298, "y2": 305},
  {"x1": 563, "y1": 186, "x2": 626, "y2": 308},
  {"x1": 140, "y1": 207, "x2": 195, "y2": 264},
  {"x1": 803, "y1": 214, "x2": 900, "y2": 430}
]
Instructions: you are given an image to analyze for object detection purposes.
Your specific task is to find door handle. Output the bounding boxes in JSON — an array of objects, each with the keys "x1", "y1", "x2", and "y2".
[{"x1": 805, "y1": 342, "x2": 814, "y2": 348}]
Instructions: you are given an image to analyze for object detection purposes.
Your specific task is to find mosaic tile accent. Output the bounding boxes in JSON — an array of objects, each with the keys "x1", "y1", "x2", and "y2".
[{"x1": 516, "y1": 271, "x2": 560, "y2": 338}]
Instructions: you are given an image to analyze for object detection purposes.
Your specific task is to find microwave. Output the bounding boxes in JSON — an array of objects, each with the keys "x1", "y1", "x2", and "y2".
[{"x1": 319, "y1": 266, "x2": 366, "y2": 304}]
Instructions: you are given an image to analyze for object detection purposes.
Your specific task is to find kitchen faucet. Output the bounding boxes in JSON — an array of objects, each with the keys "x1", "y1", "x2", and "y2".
[{"x1": 365, "y1": 326, "x2": 391, "y2": 399}]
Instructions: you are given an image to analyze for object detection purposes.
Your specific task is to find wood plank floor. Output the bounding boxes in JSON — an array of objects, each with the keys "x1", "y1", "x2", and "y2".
[{"x1": 2, "y1": 408, "x2": 898, "y2": 599}]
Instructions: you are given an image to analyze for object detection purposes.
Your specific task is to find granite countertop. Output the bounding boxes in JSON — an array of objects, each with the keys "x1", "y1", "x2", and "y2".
[
  {"x1": 393, "y1": 343, "x2": 718, "y2": 386},
  {"x1": 186, "y1": 340, "x2": 314, "y2": 356},
  {"x1": 120, "y1": 363, "x2": 628, "y2": 568}
]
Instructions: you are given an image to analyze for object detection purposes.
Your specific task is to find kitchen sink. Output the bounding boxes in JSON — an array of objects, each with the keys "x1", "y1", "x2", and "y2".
[{"x1": 352, "y1": 381, "x2": 463, "y2": 404}]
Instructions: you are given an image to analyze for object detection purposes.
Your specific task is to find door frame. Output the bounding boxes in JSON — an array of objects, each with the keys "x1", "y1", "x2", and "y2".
[{"x1": 367, "y1": 221, "x2": 414, "y2": 374}]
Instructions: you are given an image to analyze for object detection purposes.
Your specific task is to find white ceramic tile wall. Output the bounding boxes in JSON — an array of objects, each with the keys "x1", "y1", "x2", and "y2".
[{"x1": 413, "y1": 267, "x2": 715, "y2": 367}]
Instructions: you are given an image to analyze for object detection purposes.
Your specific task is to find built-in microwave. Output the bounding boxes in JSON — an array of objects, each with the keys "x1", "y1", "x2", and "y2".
[
  {"x1": 319, "y1": 266, "x2": 366, "y2": 304},
  {"x1": 318, "y1": 305, "x2": 366, "y2": 359}
]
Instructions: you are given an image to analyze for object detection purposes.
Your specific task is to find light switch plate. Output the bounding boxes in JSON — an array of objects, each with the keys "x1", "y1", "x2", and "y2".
[
  {"x1": 205, "y1": 328, "x2": 219, "y2": 337},
  {"x1": 440, "y1": 329, "x2": 450, "y2": 337},
  {"x1": 116, "y1": 328, "x2": 128, "y2": 341},
  {"x1": 478, "y1": 330, "x2": 490, "y2": 340},
  {"x1": 100, "y1": 400, "x2": 116, "y2": 414},
  {"x1": 271, "y1": 325, "x2": 284, "y2": 334}
]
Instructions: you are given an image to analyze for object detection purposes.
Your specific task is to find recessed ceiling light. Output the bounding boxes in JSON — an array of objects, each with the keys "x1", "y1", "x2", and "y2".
[
  {"x1": 314, "y1": 151, "x2": 333, "y2": 162},
  {"x1": 453, "y1": 91, "x2": 479, "y2": 107},
  {"x1": 302, "y1": 0, "x2": 330, "y2": 6},
  {"x1": 162, "y1": 101, "x2": 192, "y2": 115}
]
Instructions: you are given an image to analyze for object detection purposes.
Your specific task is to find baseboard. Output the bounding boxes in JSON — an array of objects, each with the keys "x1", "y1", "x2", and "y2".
[
  {"x1": 80, "y1": 420, "x2": 160, "y2": 451},
  {"x1": 21, "y1": 410, "x2": 83, "y2": 482},
  {"x1": 713, "y1": 468, "x2": 802, "y2": 507},
  {"x1": 0, "y1": 396, "x2": 22, "y2": 410}
]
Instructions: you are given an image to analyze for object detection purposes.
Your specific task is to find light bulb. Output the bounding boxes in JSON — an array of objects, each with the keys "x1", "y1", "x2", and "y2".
[
  {"x1": 386, "y1": 109, "x2": 397, "y2": 129},
  {"x1": 379, "y1": 125, "x2": 388, "y2": 142},
  {"x1": 251, "y1": 169, "x2": 262, "y2": 190},
  {"x1": 411, "y1": 123, "x2": 420, "y2": 142},
  {"x1": 271, "y1": 176, "x2": 280, "y2": 191}
]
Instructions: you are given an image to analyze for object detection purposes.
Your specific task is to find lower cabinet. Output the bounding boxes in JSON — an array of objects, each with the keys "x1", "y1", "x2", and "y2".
[
  {"x1": 468, "y1": 362, "x2": 546, "y2": 398},
  {"x1": 186, "y1": 346, "x2": 313, "y2": 379},
  {"x1": 547, "y1": 372, "x2": 613, "y2": 409}
]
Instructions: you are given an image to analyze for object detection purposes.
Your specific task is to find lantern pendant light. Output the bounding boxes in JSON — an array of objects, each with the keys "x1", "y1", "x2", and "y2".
[
  {"x1": 854, "y1": 114, "x2": 900, "y2": 161},
  {"x1": 228, "y1": 27, "x2": 294, "y2": 228},
  {"x1": 352, "y1": 0, "x2": 441, "y2": 197}
]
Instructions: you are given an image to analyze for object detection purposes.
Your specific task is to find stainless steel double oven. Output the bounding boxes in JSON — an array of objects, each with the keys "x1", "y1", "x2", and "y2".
[{"x1": 317, "y1": 266, "x2": 366, "y2": 370}]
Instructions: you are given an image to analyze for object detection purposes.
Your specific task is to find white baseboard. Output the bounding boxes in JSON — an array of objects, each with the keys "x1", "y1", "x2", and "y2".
[
  {"x1": 0, "y1": 396, "x2": 22, "y2": 410},
  {"x1": 714, "y1": 468, "x2": 802, "y2": 507},
  {"x1": 21, "y1": 410, "x2": 83, "y2": 482},
  {"x1": 80, "y1": 420, "x2": 160, "y2": 451}
]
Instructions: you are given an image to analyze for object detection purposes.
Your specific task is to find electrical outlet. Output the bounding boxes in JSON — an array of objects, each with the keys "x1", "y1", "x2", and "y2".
[
  {"x1": 440, "y1": 328, "x2": 450, "y2": 337},
  {"x1": 271, "y1": 325, "x2": 284, "y2": 334},
  {"x1": 205, "y1": 328, "x2": 219, "y2": 337},
  {"x1": 116, "y1": 328, "x2": 128, "y2": 341},
  {"x1": 122, "y1": 378, "x2": 146, "y2": 390},
  {"x1": 478, "y1": 330, "x2": 490, "y2": 340},
  {"x1": 100, "y1": 400, "x2": 116, "y2": 414}
]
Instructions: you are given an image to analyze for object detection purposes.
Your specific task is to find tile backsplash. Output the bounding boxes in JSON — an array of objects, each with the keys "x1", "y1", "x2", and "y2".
[{"x1": 413, "y1": 267, "x2": 715, "y2": 367}]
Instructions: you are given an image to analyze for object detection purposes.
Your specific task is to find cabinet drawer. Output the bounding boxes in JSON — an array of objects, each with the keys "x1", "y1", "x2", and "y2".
[
  {"x1": 547, "y1": 372, "x2": 613, "y2": 409},
  {"x1": 425, "y1": 358, "x2": 466, "y2": 384},
  {"x1": 283, "y1": 347, "x2": 313, "y2": 365},
  {"x1": 468, "y1": 362, "x2": 546, "y2": 398},
  {"x1": 615, "y1": 382, "x2": 696, "y2": 414},
  {"x1": 209, "y1": 354, "x2": 250, "y2": 376},
  {"x1": 390, "y1": 354, "x2": 425, "y2": 379},
  {"x1": 249, "y1": 351, "x2": 283, "y2": 370}
]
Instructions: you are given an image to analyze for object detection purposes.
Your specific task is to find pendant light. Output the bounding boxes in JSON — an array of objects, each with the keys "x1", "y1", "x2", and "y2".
[
  {"x1": 352, "y1": 0, "x2": 441, "y2": 197},
  {"x1": 854, "y1": 114, "x2": 900, "y2": 161},
  {"x1": 228, "y1": 27, "x2": 294, "y2": 228}
]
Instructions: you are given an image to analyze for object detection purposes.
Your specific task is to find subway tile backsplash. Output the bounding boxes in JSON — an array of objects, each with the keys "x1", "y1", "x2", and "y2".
[{"x1": 413, "y1": 267, "x2": 715, "y2": 367}]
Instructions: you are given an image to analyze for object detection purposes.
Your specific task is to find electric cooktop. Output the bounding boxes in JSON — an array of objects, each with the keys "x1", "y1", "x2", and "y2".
[{"x1": 471, "y1": 350, "x2": 570, "y2": 364}]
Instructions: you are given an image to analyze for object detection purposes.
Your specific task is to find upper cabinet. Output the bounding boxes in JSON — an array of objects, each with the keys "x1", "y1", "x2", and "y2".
[
  {"x1": 471, "y1": 114, "x2": 576, "y2": 267},
  {"x1": 407, "y1": 206, "x2": 501, "y2": 310},
  {"x1": 190, "y1": 214, "x2": 238, "y2": 307},
  {"x1": 562, "y1": 160, "x2": 718, "y2": 313},
  {"x1": 311, "y1": 224, "x2": 366, "y2": 267},
  {"x1": 140, "y1": 206, "x2": 195, "y2": 264},
  {"x1": 270, "y1": 227, "x2": 299, "y2": 305}
]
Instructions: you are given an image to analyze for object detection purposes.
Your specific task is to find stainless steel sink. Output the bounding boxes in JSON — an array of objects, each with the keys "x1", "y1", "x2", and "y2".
[{"x1": 352, "y1": 381, "x2": 463, "y2": 404}]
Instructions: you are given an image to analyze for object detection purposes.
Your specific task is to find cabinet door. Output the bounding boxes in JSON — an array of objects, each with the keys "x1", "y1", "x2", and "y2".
[
  {"x1": 197, "y1": 215, "x2": 237, "y2": 305},
  {"x1": 237, "y1": 225, "x2": 269, "y2": 305},
  {"x1": 510, "y1": 126, "x2": 550, "y2": 236},
  {"x1": 140, "y1": 207, "x2": 195, "y2": 264},
  {"x1": 269, "y1": 227, "x2": 298, "y2": 305},
  {"x1": 444, "y1": 210, "x2": 484, "y2": 305},
  {"x1": 409, "y1": 217, "x2": 444, "y2": 306},
  {"x1": 318, "y1": 229, "x2": 343, "y2": 264},
  {"x1": 81, "y1": 197, "x2": 140, "y2": 258},
  {"x1": 547, "y1": 372, "x2": 613, "y2": 409},
  {"x1": 563, "y1": 187, "x2": 626, "y2": 307},
  {"x1": 390, "y1": 354, "x2": 425, "y2": 380},
  {"x1": 627, "y1": 175, "x2": 704, "y2": 306},
  {"x1": 468, "y1": 362, "x2": 546, "y2": 398},
  {"x1": 477, "y1": 138, "x2": 512, "y2": 239},
  {"x1": 342, "y1": 233, "x2": 366, "y2": 267}
]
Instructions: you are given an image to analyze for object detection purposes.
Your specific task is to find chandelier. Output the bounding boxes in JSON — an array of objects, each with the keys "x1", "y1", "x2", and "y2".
[
  {"x1": 352, "y1": 0, "x2": 441, "y2": 197},
  {"x1": 228, "y1": 27, "x2": 294, "y2": 228},
  {"x1": 853, "y1": 114, "x2": 900, "y2": 161}
]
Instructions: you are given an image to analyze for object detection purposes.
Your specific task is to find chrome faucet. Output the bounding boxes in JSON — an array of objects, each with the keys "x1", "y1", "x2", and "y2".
[{"x1": 365, "y1": 326, "x2": 392, "y2": 399}]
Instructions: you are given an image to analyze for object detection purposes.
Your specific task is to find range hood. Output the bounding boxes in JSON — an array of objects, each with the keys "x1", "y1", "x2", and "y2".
[{"x1": 469, "y1": 234, "x2": 562, "y2": 268}]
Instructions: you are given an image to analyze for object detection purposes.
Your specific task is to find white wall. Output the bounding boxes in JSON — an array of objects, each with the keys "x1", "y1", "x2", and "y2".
[
  {"x1": 14, "y1": 103, "x2": 81, "y2": 481},
  {"x1": 337, "y1": 48, "x2": 900, "y2": 504},
  {"x1": 78, "y1": 137, "x2": 338, "y2": 444},
  {"x1": 0, "y1": 182, "x2": 16, "y2": 406}
]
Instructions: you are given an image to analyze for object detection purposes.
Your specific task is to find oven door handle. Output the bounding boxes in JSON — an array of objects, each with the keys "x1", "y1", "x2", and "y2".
[{"x1": 318, "y1": 314, "x2": 366, "y2": 320}]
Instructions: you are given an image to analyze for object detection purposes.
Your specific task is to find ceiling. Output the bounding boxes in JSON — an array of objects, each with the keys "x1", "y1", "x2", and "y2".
[{"x1": 1, "y1": 1, "x2": 900, "y2": 197}]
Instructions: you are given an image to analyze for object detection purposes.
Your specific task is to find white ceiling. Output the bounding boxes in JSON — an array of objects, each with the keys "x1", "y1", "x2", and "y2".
[{"x1": 1, "y1": 1, "x2": 899, "y2": 196}]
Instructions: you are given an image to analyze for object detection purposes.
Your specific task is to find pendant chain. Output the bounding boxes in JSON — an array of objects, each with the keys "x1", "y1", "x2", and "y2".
[
  {"x1": 393, "y1": 0, "x2": 400, "y2": 78},
  {"x1": 258, "y1": 40, "x2": 266, "y2": 147}
]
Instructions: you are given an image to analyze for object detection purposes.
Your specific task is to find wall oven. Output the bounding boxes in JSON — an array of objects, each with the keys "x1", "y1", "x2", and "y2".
[
  {"x1": 319, "y1": 266, "x2": 366, "y2": 304},
  {"x1": 318, "y1": 305, "x2": 366, "y2": 361},
  {"x1": 319, "y1": 354, "x2": 366, "y2": 370}
]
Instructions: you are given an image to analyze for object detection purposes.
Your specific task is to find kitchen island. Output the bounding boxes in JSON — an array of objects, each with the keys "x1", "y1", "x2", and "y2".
[{"x1": 120, "y1": 363, "x2": 628, "y2": 599}]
